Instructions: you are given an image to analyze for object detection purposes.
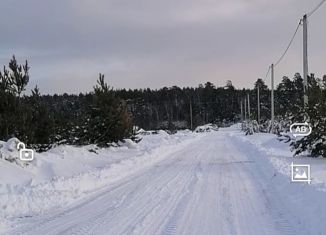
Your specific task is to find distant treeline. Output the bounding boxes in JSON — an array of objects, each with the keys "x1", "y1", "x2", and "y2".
[
  {"x1": 1, "y1": 56, "x2": 325, "y2": 151},
  {"x1": 0, "y1": 57, "x2": 132, "y2": 149}
]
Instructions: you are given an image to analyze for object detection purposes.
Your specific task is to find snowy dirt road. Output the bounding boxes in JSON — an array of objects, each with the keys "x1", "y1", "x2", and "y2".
[{"x1": 7, "y1": 129, "x2": 309, "y2": 235}]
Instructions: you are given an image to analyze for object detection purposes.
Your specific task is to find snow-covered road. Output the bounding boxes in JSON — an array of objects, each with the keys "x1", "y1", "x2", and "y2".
[{"x1": 6, "y1": 129, "x2": 317, "y2": 235}]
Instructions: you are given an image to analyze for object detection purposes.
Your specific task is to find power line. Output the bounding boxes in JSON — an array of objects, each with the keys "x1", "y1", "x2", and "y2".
[
  {"x1": 307, "y1": 0, "x2": 326, "y2": 17},
  {"x1": 263, "y1": 65, "x2": 271, "y2": 82},
  {"x1": 258, "y1": 1, "x2": 325, "y2": 116},
  {"x1": 274, "y1": 20, "x2": 302, "y2": 67},
  {"x1": 269, "y1": 1, "x2": 325, "y2": 70},
  {"x1": 271, "y1": 1, "x2": 325, "y2": 69}
]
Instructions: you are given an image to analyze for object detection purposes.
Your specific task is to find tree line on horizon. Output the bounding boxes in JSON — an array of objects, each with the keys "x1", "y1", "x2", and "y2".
[
  {"x1": 0, "y1": 57, "x2": 132, "y2": 150},
  {"x1": 0, "y1": 56, "x2": 325, "y2": 156}
]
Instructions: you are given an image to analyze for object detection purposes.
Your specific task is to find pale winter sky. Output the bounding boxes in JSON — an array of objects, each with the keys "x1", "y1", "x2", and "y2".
[{"x1": 0, "y1": 0, "x2": 325, "y2": 94}]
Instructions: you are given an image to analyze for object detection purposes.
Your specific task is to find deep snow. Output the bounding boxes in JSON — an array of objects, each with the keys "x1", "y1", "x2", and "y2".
[
  {"x1": 1, "y1": 126, "x2": 326, "y2": 234},
  {"x1": 0, "y1": 130, "x2": 201, "y2": 232}
]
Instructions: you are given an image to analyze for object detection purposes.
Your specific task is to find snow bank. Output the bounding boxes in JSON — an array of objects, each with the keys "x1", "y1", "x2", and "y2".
[
  {"x1": 0, "y1": 130, "x2": 202, "y2": 229},
  {"x1": 194, "y1": 123, "x2": 218, "y2": 133},
  {"x1": 0, "y1": 138, "x2": 26, "y2": 167},
  {"x1": 228, "y1": 130, "x2": 326, "y2": 234},
  {"x1": 229, "y1": 131, "x2": 326, "y2": 185}
]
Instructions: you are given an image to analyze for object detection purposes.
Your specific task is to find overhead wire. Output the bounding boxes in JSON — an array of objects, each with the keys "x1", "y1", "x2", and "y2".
[
  {"x1": 272, "y1": 0, "x2": 325, "y2": 70},
  {"x1": 263, "y1": 65, "x2": 271, "y2": 82},
  {"x1": 256, "y1": 1, "x2": 325, "y2": 116},
  {"x1": 307, "y1": 0, "x2": 326, "y2": 17},
  {"x1": 273, "y1": 20, "x2": 302, "y2": 67},
  {"x1": 268, "y1": 0, "x2": 325, "y2": 79}
]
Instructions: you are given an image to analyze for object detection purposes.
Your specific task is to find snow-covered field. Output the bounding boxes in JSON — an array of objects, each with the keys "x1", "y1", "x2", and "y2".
[{"x1": 1, "y1": 125, "x2": 326, "y2": 234}]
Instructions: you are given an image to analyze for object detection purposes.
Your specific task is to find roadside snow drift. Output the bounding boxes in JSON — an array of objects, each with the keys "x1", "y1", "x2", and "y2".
[{"x1": 0, "y1": 130, "x2": 201, "y2": 231}]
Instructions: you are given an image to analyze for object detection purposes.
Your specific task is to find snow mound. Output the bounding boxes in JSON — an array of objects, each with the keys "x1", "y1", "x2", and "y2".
[
  {"x1": 227, "y1": 130, "x2": 326, "y2": 235},
  {"x1": 0, "y1": 138, "x2": 28, "y2": 167},
  {"x1": 0, "y1": 130, "x2": 202, "y2": 230},
  {"x1": 195, "y1": 124, "x2": 218, "y2": 133}
]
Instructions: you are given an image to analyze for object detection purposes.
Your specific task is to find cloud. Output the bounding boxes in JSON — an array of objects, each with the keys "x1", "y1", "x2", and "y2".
[{"x1": 0, "y1": 0, "x2": 325, "y2": 94}]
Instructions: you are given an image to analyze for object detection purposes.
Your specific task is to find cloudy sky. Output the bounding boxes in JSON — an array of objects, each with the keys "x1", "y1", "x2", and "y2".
[{"x1": 0, "y1": 0, "x2": 325, "y2": 94}]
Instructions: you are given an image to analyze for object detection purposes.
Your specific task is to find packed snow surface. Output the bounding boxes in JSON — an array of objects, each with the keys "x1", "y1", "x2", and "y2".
[{"x1": 1, "y1": 126, "x2": 326, "y2": 234}]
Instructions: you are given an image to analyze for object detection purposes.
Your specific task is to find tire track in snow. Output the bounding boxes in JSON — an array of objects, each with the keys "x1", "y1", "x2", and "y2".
[
  {"x1": 226, "y1": 134, "x2": 301, "y2": 235},
  {"x1": 128, "y1": 152, "x2": 203, "y2": 235},
  {"x1": 9, "y1": 130, "x2": 305, "y2": 235},
  {"x1": 62, "y1": 145, "x2": 205, "y2": 235},
  {"x1": 160, "y1": 161, "x2": 203, "y2": 235},
  {"x1": 62, "y1": 162, "x2": 187, "y2": 235},
  {"x1": 11, "y1": 142, "x2": 201, "y2": 235}
]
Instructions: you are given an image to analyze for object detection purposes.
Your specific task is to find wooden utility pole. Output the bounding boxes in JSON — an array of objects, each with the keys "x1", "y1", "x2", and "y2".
[
  {"x1": 271, "y1": 63, "x2": 275, "y2": 132},
  {"x1": 244, "y1": 97, "x2": 247, "y2": 120},
  {"x1": 247, "y1": 93, "x2": 251, "y2": 119},
  {"x1": 257, "y1": 84, "x2": 260, "y2": 124},
  {"x1": 189, "y1": 100, "x2": 193, "y2": 130},
  {"x1": 240, "y1": 99, "x2": 243, "y2": 121},
  {"x1": 303, "y1": 14, "x2": 309, "y2": 107}
]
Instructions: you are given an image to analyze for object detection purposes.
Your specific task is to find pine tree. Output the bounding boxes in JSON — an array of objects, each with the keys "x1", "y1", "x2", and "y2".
[
  {"x1": 291, "y1": 74, "x2": 326, "y2": 157},
  {"x1": 0, "y1": 56, "x2": 29, "y2": 140},
  {"x1": 80, "y1": 74, "x2": 133, "y2": 146}
]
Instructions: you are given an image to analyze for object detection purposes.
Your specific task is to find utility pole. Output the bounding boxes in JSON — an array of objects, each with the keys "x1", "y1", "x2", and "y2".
[
  {"x1": 240, "y1": 98, "x2": 243, "y2": 121},
  {"x1": 244, "y1": 96, "x2": 247, "y2": 120},
  {"x1": 257, "y1": 84, "x2": 260, "y2": 124},
  {"x1": 247, "y1": 93, "x2": 251, "y2": 119},
  {"x1": 189, "y1": 99, "x2": 193, "y2": 130},
  {"x1": 271, "y1": 64, "x2": 275, "y2": 132},
  {"x1": 303, "y1": 14, "x2": 309, "y2": 107}
]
